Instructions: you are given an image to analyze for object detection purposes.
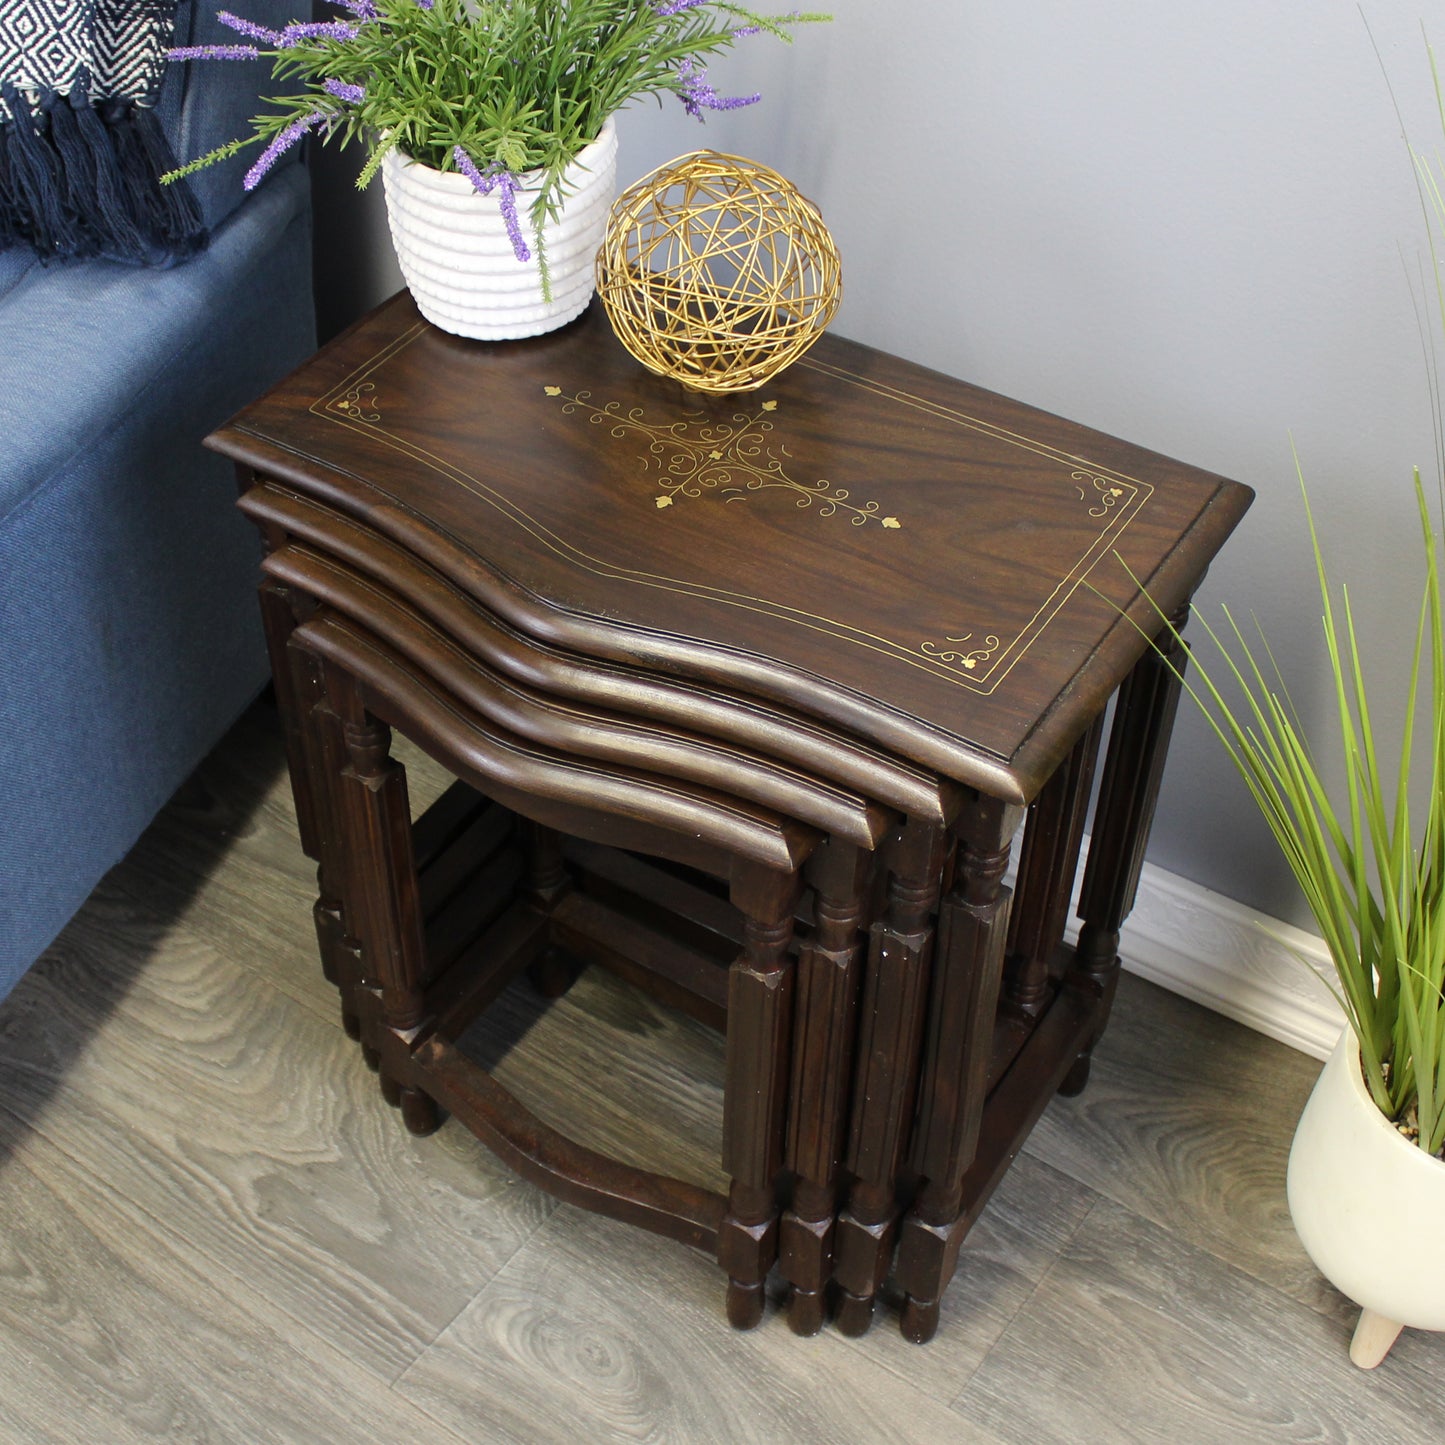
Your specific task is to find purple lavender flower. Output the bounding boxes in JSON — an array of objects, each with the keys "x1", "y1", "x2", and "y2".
[
  {"x1": 675, "y1": 59, "x2": 760, "y2": 119},
  {"x1": 323, "y1": 77, "x2": 366, "y2": 104},
  {"x1": 654, "y1": 0, "x2": 710, "y2": 15},
  {"x1": 452, "y1": 146, "x2": 495, "y2": 193},
  {"x1": 217, "y1": 10, "x2": 284, "y2": 43},
  {"x1": 494, "y1": 173, "x2": 530, "y2": 262},
  {"x1": 168, "y1": 43, "x2": 261, "y2": 60},
  {"x1": 417, "y1": 0, "x2": 434, "y2": 9},
  {"x1": 281, "y1": 20, "x2": 362, "y2": 45},
  {"x1": 244, "y1": 111, "x2": 323, "y2": 190},
  {"x1": 453, "y1": 145, "x2": 530, "y2": 263},
  {"x1": 338, "y1": 0, "x2": 378, "y2": 14}
]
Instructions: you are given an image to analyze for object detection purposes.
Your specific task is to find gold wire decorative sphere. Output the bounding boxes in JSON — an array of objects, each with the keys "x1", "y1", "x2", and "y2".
[{"x1": 595, "y1": 151, "x2": 842, "y2": 394}]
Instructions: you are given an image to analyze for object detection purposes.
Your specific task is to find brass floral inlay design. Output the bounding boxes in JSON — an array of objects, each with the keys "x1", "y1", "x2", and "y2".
[
  {"x1": 544, "y1": 387, "x2": 902, "y2": 529},
  {"x1": 919, "y1": 632, "x2": 1001, "y2": 671},
  {"x1": 331, "y1": 381, "x2": 382, "y2": 423},
  {"x1": 1074, "y1": 471, "x2": 1128, "y2": 518}
]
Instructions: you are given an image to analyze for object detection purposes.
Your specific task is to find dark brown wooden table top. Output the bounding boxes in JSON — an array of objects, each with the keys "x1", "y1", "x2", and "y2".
[{"x1": 212, "y1": 292, "x2": 1251, "y2": 801}]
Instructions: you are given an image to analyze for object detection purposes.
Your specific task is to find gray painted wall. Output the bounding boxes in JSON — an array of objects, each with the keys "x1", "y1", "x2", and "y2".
[{"x1": 310, "y1": 1, "x2": 1444, "y2": 931}]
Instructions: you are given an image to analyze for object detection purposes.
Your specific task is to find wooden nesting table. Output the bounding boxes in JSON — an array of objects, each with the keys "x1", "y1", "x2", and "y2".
[{"x1": 209, "y1": 292, "x2": 1251, "y2": 1343}]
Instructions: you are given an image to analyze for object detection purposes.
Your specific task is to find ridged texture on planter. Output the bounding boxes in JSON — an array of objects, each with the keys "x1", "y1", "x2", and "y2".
[
  {"x1": 1287, "y1": 1032, "x2": 1445, "y2": 1330},
  {"x1": 383, "y1": 121, "x2": 618, "y2": 341}
]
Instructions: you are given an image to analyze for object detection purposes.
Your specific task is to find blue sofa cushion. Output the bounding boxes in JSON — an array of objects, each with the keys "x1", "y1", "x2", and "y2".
[{"x1": 0, "y1": 160, "x2": 314, "y2": 998}]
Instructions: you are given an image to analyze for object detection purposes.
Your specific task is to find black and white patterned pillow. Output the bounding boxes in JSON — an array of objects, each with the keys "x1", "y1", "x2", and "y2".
[
  {"x1": 92, "y1": 0, "x2": 180, "y2": 103},
  {"x1": 0, "y1": 0, "x2": 204, "y2": 260},
  {"x1": 0, "y1": 0, "x2": 96, "y2": 114},
  {"x1": 0, "y1": 0, "x2": 175, "y2": 120}
]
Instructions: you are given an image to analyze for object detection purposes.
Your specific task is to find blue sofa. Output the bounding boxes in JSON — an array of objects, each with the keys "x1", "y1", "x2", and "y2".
[{"x1": 0, "y1": 0, "x2": 317, "y2": 1000}]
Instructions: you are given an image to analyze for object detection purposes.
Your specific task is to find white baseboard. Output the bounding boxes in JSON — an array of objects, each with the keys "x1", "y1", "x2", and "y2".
[{"x1": 1044, "y1": 841, "x2": 1346, "y2": 1062}]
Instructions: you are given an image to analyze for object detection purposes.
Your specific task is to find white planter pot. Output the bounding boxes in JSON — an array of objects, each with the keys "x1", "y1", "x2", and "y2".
[
  {"x1": 382, "y1": 119, "x2": 618, "y2": 341},
  {"x1": 1286, "y1": 1030, "x2": 1445, "y2": 1366}
]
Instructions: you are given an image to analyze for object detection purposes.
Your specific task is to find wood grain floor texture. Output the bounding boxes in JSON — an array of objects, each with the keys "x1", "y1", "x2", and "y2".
[{"x1": 1, "y1": 700, "x2": 1441, "y2": 1445}]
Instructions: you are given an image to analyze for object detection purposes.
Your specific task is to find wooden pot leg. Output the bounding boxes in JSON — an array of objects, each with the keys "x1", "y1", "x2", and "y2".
[
  {"x1": 779, "y1": 839, "x2": 869, "y2": 1336},
  {"x1": 1350, "y1": 1309, "x2": 1405, "y2": 1369},
  {"x1": 896, "y1": 795, "x2": 1020, "y2": 1344},
  {"x1": 718, "y1": 860, "x2": 802, "y2": 1330},
  {"x1": 1064, "y1": 599, "x2": 1188, "y2": 1097},
  {"x1": 832, "y1": 818, "x2": 948, "y2": 1337}
]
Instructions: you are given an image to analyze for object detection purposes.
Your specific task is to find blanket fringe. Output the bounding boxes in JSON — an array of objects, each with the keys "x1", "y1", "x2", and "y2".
[{"x1": 1, "y1": 80, "x2": 206, "y2": 264}]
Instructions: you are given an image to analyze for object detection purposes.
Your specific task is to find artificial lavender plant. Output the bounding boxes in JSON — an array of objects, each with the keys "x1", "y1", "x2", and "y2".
[{"x1": 165, "y1": 0, "x2": 826, "y2": 275}]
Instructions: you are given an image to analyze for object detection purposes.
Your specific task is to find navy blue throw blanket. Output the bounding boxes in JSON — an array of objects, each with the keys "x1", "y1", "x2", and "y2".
[{"x1": 0, "y1": 0, "x2": 205, "y2": 262}]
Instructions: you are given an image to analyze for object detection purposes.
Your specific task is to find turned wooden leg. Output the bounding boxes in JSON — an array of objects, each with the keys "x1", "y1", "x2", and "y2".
[
  {"x1": 522, "y1": 820, "x2": 578, "y2": 998},
  {"x1": 1350, "y1": 1308, "x2": 1405, "y2": 1369},
  {"x1": 897, "y1": 795, "x2": 1021, "y2": 1343},
  {"x1": 833, "y1": 818, "x2": 948, "y2": 1336},
  {"x1": 258, "y1": 575, "x2": 323, "y2": 861},
  {"x1": 320, "y1": 658, "x2": 441, "y2": 1136},
  {"x1": 718, "y1": 860, "x2": 802, "y2": 1330},
  {"x1": 286, "y1": 630, "x2": 369, "y2": 1036},
  {"x1": 779, "y1": 839, "x2": 869, "y2": 1336},
  {"x1": 1004, "y1": 715, "x2": 1103, "y2": 1018},
  {"x1": 1065, "y1": 599, "x2": 1189, "y2": 1096}
]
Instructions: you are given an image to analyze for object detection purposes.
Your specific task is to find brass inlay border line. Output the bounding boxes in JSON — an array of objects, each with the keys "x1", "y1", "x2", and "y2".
[
  {"x1": 798, "y1": 354, "x2": 1157, "y2": 498},
  {"x1": 305, "y1": 323, "x2": 1153, "y2": 698}
]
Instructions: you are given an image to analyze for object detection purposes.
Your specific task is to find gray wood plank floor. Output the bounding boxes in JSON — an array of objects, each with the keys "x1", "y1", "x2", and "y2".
[{"x1": 1, "y1": 698, "x2": 1441, "y2": 1444}]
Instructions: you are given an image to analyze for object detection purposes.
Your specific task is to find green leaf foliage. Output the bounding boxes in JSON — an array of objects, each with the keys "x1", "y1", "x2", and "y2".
[
  {"x1": 170, "y1": 0, "x2": 826, "y2": 259},
  {"x1": 1130, "y1": 49, "x2": 1445, "y2": 1157}
]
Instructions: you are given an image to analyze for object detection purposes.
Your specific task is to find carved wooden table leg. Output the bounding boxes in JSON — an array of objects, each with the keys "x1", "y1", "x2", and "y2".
[
  {"x1": 1062, "y1": 600, "x2": 1188, "y2": 1097},
  {"x1": 318, "y1": 657, "x2": 442, "y2": 1136},
  {"x1": 780, "y1": 838, "x2": 870, "y2": 1336},
  {"x1": 832, "y1": 818, "x2": 948, "y2": 1337},
  {"x1": 262, "y1": 574, "x2": 345, "y2": 1019},
  {"x1": 258, "y1": 577, "x2": 323, "y2": 864},
  {"x1": 280, "y1": 625, "x2": 374, "y2": 1050},
  {"x1": 718, "y1": 859, "x2": 803, "y2": 1330},
  {"x1": 896, "y1": 795, "x2": 1022, "y2": 1344},
  {"x1": 1004, "y1": 716, "x2": 1103, "y2": 1019},
  {"x1": 522, "y1": 821, "x2": 578, "y2": 999}
]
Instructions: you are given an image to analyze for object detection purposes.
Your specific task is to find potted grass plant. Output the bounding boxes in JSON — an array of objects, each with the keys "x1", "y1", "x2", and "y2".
[
  {"x1": 165, "y1": 0, "x2": 826, "y2": 338},
  {"x1": 1140, "y1": 60, "x2": 1445, "y2": 1370},
  {"x1": 1162, "y1": 470, "x2": 1445, "y2": 1367}
]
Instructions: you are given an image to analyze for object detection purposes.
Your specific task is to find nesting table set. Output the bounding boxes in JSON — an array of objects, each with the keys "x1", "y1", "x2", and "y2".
[{"x1": 209, "y1": 293, "x2": 1251, "y2": 1343}]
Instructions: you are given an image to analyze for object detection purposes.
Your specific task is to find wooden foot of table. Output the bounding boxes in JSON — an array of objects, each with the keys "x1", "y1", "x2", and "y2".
[
  {"x1": 1056, "y1": 1050, "x2": 1094, "y2": 1097},
  {"x1": 719, "y1": 861, "x2": 802, "y2": 1329},
  {"x1": 894, "y1": 796, "x2": 1019, "y2": 1339},
  {"x1": 780, "y1": 1187, "x2": 832, "y2": 1335},
  {"x1": 400, "y1": 1085, "x2": 443, "y2": 1136},
  {"x1": 833, "y1": 1284, "x2": 878, "y2": 1338},
  {"x1": 833, "y1": 819, "x2": 947, "y2": 1333},
  {"x1": 832, "y1": 1192, "x2": 893, "y2": 1337},
  {"x1": 719, "y1": 1188, "x2": 774, "y2": 1330},
  {"x1": 780, "y1": 840, "x2": 869, "y2": 1337},
  {"x1": 900, "y1": 1294, "x2": 943, "y2": 1346}
]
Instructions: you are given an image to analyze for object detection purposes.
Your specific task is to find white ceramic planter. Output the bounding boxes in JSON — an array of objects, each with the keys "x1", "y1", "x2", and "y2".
[
  {"x1": 382, "y1": 120, "x2": 618, "y2": 341},
  {"x1": 1287, "y1": 1030, "x2": 1445, "y2": 1366}
]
